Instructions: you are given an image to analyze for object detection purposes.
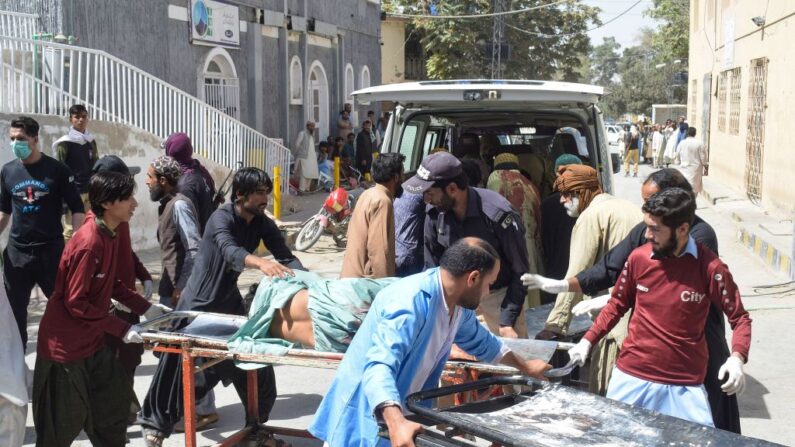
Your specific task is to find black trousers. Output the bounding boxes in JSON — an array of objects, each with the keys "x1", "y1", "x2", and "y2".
[
  {"x1": 3, "y1": 241, "x2": 64, "y2": 349},
  {"x1": 33, "y1": 347, "x2": 132, "y2": 447},
  {"x1": 139, "y1": 351, "x2": 277, "y2": 436},
  {"x1": 704, "y1": 303, "x2": 741, "y2": 433}
]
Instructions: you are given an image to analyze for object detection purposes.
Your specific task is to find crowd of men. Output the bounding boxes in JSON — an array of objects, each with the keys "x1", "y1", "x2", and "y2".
[
  {"x1": 291, "y1": 103, "x2": 389, "y2": 193},
  {"x1": 0, "y1": 106, "x2": 750, "y2": 447}
]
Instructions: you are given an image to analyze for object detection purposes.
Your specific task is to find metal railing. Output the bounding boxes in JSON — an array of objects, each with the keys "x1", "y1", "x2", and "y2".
[
  {"x1": 0, "y1": 10, "x2": 37, "y2": 41},
  {"x1": 0, "y1": 35, "x2": 291, "y2": 192}
]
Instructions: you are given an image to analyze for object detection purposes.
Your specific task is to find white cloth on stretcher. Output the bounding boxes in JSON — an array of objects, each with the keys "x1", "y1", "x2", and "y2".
[{"x1": 0, "y1": 273, "x2": 30, "y2": 447}]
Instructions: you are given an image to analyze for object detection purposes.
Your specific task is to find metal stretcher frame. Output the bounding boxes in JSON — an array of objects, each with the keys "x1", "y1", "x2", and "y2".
[{"x1": 140, "y1": 311, "x2": 573, "y2": 447}]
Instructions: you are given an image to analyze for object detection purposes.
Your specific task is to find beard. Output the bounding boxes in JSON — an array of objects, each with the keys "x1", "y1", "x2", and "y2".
[
  {"x1": 563, "y1": 197, "x2": 580, "y2": 218},
  {"x1": 651, "y1": 231, "x2": 678, "y2": 257},
  {"x1": 458, "y1": 290, "x2": 481, "y2": 310},
  {"x1": 434, "y1": 191, "x2": 455, "y2": 212},
  {"x1": 394, "y1": 184, "x2": 404, "y2": 199},
  {"x1": 149, "y1": 183, "x2": 165, "y2": 202}
]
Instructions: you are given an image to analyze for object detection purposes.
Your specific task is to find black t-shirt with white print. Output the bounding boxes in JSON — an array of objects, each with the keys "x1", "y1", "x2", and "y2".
[{"x1": 0, "y1": 154, "x2": 84, "y2": 247}]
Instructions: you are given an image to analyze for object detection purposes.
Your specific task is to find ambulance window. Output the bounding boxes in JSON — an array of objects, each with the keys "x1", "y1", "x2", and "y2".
[{"x1": 399, "y1": 123, "x2": 419, "y2": 171}]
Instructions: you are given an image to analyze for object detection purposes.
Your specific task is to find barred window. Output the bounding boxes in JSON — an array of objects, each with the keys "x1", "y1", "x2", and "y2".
[
  {"x1": 729, "y1": 67, "x2": 742, "y2": 135},
  {"x1": 717, "y1": 71, "x2": 728, "y2": 132}
]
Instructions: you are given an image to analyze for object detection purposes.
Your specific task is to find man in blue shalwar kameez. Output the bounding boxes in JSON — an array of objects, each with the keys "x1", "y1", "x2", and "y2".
[{"x1": 309, "y1": 237, "x2": 551, "y2": 447}]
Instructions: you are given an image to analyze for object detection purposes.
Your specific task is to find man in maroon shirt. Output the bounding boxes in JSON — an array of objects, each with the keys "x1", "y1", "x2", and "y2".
[
  {"x1": 567, "y1": 188, "x2": 751, "y2": 426},
  {"x1": 32, "y1": 171, "x2": 169, "y2": 447}
]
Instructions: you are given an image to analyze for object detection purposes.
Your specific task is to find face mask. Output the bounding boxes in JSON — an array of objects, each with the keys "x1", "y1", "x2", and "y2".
[
  {"x1": 564, "y1": 197, "x2": 580, "y2": 218},
  {"x1": 10, "y1": 140, "x2": 32, "y2": 160}
]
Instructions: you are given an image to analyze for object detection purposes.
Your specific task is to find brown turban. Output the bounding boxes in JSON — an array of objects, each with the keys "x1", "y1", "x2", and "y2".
[{"x1": 554, "y1": 164, "x2": 603, "y2": 213}]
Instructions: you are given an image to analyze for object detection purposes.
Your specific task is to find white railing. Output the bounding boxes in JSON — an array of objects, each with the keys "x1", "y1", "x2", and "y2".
[
  {"x1": 0, "y1": 11, "x2": 38, "y2": 42},
  {"x1": 0, "y1": 35, "x2": 291, "y2": 193}
]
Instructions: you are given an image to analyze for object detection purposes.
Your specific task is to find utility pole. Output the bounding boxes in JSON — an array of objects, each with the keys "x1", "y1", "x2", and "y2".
[{"x1": 490, "y1": 0, "x2": 506, "y2": 79}]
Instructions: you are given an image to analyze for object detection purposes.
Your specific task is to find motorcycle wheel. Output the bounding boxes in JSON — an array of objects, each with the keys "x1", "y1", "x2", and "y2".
[{"x1": 294, "y1": 217, "x2": 325, "y2": 251}]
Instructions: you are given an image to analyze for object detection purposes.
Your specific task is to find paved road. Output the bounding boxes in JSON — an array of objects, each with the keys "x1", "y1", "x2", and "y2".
[{"x1": 21, "y1": 168, "x2": 795, "y2": 446}]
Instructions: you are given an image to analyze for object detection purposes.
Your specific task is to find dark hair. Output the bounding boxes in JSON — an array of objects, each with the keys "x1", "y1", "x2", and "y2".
[
  {"x1": 641, "y1": 187, "x2": 696, "y2": 230},
  {"x1": 68, "y1": 104, "x2": 88, "y2": 117},
  {"x1": 363, "y1": 120, "x2": 372, "y2": 126},
  {"x1": 433, "y1": 172, "x2": 469, "y2": 191},
  {"x1": 232, "y1": 167, "x2": 273, "y2": 201},
  {"x1": 89, "y1": 171, "x2": 136, "y2": 215},
  {"x1": 643, "y1": 168, "x2": 693, "y2": 192},
  {"x1": 687, "y1": 127, "x2": 697, "y2": 137},
  {"x1": 441, "y1": 238, "x2": 500, "y2": 277},
  {"x1": 10, "y1": 116, "x2": 39, "y2": 137},
  {"x1": 371, "y1": 153, "x2": 405, "y2": 183},
  {"x1": 335, "y1": 136, "x2": 344, "y2": 143},
  {"x1": 460, "y1": 159, "x2": 482, "y2": 186},
  {"x1": 367, "y1": 110, "x2": 375, "y2": 116}
]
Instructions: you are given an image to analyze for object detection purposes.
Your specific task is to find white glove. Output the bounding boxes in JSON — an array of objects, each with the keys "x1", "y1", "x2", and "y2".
[
  {"x1": 123, "y1": 325, "x2": 144, "y2": 344},
  {"x1": 143, "y1": 303, "x2": 172, "y2": 320},
  {"x1": 718, "y1": 355, "x2": 746, "y2": 396},
  {"x1": 567, "y1": 339, "x2": 592, "y2": 367},
  {"x1": 520, "y1": 274, "x2": 569, "y2": 294},
  {"x1": 572, "y1": 294, "x2": 611, "y2": 318},
  {"x1": 143, "y1": 279, "x2": 154, "y2": 300}
]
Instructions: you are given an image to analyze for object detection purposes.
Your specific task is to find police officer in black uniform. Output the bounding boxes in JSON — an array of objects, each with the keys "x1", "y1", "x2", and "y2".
[{"x1": 403, "y1": 152, "x2": 530, "y2": 338}]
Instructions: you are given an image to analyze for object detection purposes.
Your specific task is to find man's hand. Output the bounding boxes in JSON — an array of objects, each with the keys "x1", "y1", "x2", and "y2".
[
  {"x1": 258, "y1": 259, "x2": 294, "y2": 278},
  {"x1": 499, "y1": 326, "x2": 519, "y2": 338},
  {"x1": 143, "y1": 279, "x2": 154, "y2": 300},
  {"x1": 172, "y1": 288, "x2": 182, "y2": 306},
  {"x1": 572, "y1": 294, "x2": 610, "y2": 318},
  {"x1": 449, "y1": 344, "x2": 477, "y2": 361},
  {"x1": 520, "y1": 274, "x2": 569, "y2": 294},
  {"x1": 144, "y1": 303, "x2": 172, "y2": 320},
  {"x1": 382, "y1": 405, "x2": 423, "y2": 447},
  {"x1": 500, "y1": 351, "x2": 551, "y2": 380},
  {"x1": 123, "y1": 325, "x2": 144, "y2": 344},
  {"x1": 567, "y1": 339, "x2": 592, "y2": 367},
  {"x1": 718, "y1": 354, "x2": 745, "y2": 396}
]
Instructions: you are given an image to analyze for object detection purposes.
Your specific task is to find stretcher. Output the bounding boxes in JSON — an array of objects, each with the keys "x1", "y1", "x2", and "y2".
[
  {"x1": 140, "y1": 311, "x2": 570, "y2": 447},
  {"x1": 401, "y1": 376, "x2": 783, "y2": 447}
]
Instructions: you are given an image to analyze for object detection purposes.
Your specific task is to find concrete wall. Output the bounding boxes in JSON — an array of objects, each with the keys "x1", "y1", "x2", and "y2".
[
  {"x1": 381, "y1": 19, "x2": 406, "y2": 85},
  {"x1": 0, "y1": 113, "x2": 229, "y2": 250},
  {"x1": 5, "y1": 0, "x2": 381, "y2": 165},
  {"x1": 689, "y1": 0, "x2": 795, "y2": 217}
]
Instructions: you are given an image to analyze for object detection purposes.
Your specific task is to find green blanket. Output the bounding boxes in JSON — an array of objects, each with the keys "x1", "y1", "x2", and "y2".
[{"x1": 227, "y1": 271, "x2": 396, "y2": 369}]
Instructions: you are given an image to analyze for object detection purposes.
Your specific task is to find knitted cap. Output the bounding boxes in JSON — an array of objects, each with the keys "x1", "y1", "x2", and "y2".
[{"x1": 151, "y1": 155, "x2": 182, "y2": 184}]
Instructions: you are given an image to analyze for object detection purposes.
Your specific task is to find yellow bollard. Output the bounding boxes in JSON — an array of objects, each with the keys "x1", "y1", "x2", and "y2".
[
  {"x1": 273, "y1": 165, "x2": 281, "y2": 220},
  {"x1": 334, "y1": 156, "x2": 341, "y2": 190}
]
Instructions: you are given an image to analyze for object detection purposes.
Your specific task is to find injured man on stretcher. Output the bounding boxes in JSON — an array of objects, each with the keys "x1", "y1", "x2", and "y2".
[{"x1": 227, "y1": 270, "x2": 397, "y2": 356}]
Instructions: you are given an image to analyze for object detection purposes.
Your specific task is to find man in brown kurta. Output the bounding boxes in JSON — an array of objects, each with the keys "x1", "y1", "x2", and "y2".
[{"x1": 340, "y1": 153, "x2": 405, "y2": 278}]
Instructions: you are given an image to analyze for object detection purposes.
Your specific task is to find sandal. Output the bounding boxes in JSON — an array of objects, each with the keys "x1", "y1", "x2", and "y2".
[
  {"x1": 259, "y1": 431, "x2": 292, "y2": 447},
  {"x1": 143, "y1": 428, "x2": 165, "y2": 447}
]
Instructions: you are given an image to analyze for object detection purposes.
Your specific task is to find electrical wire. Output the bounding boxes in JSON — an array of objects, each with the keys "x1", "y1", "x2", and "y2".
[
  {"x1": 504, "y1": 0, "x2": 643, "y2": 38},
  {"x1": 387, "y1": 0, "x2": 569, "y2": 20}
]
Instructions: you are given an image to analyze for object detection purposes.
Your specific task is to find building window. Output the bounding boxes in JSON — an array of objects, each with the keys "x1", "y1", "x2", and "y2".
[
  {"x1": 201, "y1": 48, "x2": 240, "y2": 120},
  {"x1": 729, "y1": 67, "x2": 742, "y2": 135},
  {"x1": 307, "y1": 61, "x2": 329, "y2": 139},
  {"x1": 690, "y1": 80, "x2": 698, "y2": 125},
  {"x1": 745, "y1": 58, "x2": 768, "y2": 203},
  {"x1": 359, "y1": 65, "x2": 371, "y2": 105},
  {"x1": 290, "y1": 56, "x2": 303, "y2": 105},
  {"x1": 717, "y1": 71, "x2": 728, "y2": 132},
  {"x1": 344, "y1": 63, "x2": 356, "y2": 122}
]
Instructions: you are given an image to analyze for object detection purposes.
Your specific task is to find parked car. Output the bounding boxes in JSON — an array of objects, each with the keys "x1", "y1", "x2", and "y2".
[{"x1": 352, "y1": 80, "x2": 620, "y2": 192}]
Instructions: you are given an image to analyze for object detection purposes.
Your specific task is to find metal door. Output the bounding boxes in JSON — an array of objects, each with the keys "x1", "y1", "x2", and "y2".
[{"x1": 745, "y1": 58, "x2": 768, "y2": 204}]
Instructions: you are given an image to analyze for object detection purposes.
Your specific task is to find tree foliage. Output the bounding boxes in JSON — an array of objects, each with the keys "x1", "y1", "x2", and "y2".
[
  {"x1": 645, "y1": 0, "x2": 690, "y2": 60},
  {"x1": 597, "y1": 28, "x2": 688, "y2": 119},
  {"x1": 383, "y1": 0, "x2": 600, "y2": 81},
  {"x1": 589, "y1": 37, "x2": 620, "y2": 87}
]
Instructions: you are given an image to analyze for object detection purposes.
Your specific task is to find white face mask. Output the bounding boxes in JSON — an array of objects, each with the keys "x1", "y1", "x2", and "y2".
[{"x1": 564, "y1": 197, "x2": 580, "y2": 218}]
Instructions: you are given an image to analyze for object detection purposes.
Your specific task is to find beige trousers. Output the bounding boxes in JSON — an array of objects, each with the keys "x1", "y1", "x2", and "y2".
[{"x1": 476, "y1": 287, "x2": 528, "y2": 338}]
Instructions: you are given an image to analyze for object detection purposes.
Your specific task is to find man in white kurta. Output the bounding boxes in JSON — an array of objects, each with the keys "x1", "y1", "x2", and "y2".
[
  {"x1": 0, "y1": 273, "x2": 28, "y2": 447},
  {"x1": 676, "y1": 127, "x2": 708, "y2": 194},
  {"x1": 293, "y1": 121, "x2": 319, "y2": 192}
]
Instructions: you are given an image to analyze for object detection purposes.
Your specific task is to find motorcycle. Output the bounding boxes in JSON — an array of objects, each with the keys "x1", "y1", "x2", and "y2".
[{"x1": 294, "y1": 186, "x2": 365, "y2": 251}]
